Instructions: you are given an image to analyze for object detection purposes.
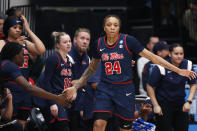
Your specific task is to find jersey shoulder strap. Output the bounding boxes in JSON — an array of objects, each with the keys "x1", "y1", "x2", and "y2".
[
  {"x1": 187, "y1": 60, "x2": 192, "y2": 71},
  {"x1": 157, "y1": 65, "x2": 166, "y2": 75}
]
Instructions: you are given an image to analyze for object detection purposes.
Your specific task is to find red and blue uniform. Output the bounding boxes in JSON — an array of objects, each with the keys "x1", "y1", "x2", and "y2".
[
  {"x1": 35, "y1": 51, "x2": 72, "y2": 123},
  {"x1": 4, "y1": 42, "x2": 32, "y2": 118},
  {"x1": 92, "y1": 33, "x2": 144, "y2": 120}
]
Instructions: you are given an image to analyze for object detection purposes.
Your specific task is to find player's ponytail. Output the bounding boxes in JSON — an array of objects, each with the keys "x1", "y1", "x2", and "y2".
[{"x1": 51, "y1": 31, "x2": 67, "y2": 49}]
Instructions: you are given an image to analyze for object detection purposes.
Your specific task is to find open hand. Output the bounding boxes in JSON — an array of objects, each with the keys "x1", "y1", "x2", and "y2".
[
  {"x1": 56, "y1": 94, "x2": 71, "y2": 108},
  {"x1": 62, "y1": 86, "x2": 77, "y2": 102},
  {"x1": 154, "y1": 105, "x2": 163, "y2": 115},
  {"x1": 178, "y1": 69, "x2": 196, "y2": 80},
  {"x1": 182, "y1": 102, "x2": 191, "y2": 112}
]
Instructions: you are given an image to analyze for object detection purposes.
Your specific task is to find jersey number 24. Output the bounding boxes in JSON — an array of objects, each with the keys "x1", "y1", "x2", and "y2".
[{"x1": 105, "y1": 61, "x2": 121, "y2": 75}]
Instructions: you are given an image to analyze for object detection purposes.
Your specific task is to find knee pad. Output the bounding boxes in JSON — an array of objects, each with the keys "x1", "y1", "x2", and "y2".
[
  {"x1": 94, "y1": 112, "x2": 111, "y2": 121},
  {"x1": 119, "y1": 118, "x2": 133, "y2": 130}
]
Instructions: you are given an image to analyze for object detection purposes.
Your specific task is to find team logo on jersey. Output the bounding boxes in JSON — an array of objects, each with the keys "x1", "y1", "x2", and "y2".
[
  {"x1": 119, "y1": 40, "x2": 123, "y2": 48},
  {"x1": 100, "y1": 48, "x2": 105, "y2": 52},
  {"x1": 101, "y1": 52, "x2": 124, "y2": 61},
  {"x1": 119, "y1": 40, "x2": 123, "y2": 44},
  {"x1": 61, "y1": 69, "x2": 72, "y2": 76},
  {"x1": 119, "y1": 45, "x2": 123, "y2": 48},
  {"x1": 167, "y1": 70, "x2": 172, "y2": 74}
]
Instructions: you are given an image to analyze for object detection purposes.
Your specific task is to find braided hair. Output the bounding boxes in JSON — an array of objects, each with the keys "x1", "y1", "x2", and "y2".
[{"x1": 0, "y1": 42, "x2": 22, "y2": 100}]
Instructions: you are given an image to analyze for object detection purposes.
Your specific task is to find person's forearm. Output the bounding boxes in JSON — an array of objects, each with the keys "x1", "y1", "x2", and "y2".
[
  {"x1": 146, "y1": 84, "x2": 159, "y2": 107},
  {"x1": 24, "y1": 24, "x2": 46, "y2": 55},
  {"x1": 187, "y1": 84, "x2": 197, "y2": 101},
  {"x1": 140, "y1": 49, "x2": 181, "y2": 74},
  {"x1": 74, "y1": 67, "x2": 95, "y2": 89},
  {"x1": 30, "y1": 85, "x2": 59, "y2": 101},
  {"x1": 15, "y1": 76, "x2": 59, "y2": 101},
  {"x1": 2, "y1": 99, "x2": 13, "y2": 120},
  {"x1": 74, "y1": 58, "x2": 100, "y2": 89}
]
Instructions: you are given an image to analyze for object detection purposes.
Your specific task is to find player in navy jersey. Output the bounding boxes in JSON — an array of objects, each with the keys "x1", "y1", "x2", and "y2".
[
  {"x1": 0, "y1": 42, "x2": 70, "y2": 116},
  {"x1": 35, "y1": 32, "x2": 72, "y2": 131},
  {"x1": 0, "y1": 15, "x2": 46, "y2": 128},
  {"x1": 64, "y1": 15, "x2": 196, "y2": 131},
  {"x1": 146, "y1": 44, "x2": 197, "y2": 131}
]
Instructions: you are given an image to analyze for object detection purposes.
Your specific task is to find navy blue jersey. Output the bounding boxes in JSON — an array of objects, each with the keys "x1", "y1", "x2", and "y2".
[
  {"x1": 68, "y1": 46, "x2": 90, "y2": 111},
  {"x1": 3, "y1": 43, "x2": 30, "y2": 94},
  {"x1": 39, "y1": 51, "x2": 72, "y2": 94},
  {"x1": 18, "y1": 45, "x2": 30, "y2": 80},
  {"x1": 92, "y1": 33, "x2": 144, "y2": 83},
  {"x1": 4, "y1": 40, "x2": 30, "y2": 80},
  {"x1": 68, "y1": 46, "x2": 90, "y2": 80},
  {"x1": 148, "y1": 59, "x2": 196, "y2": 105},
  {"x1": 0, "y1": 60, "x2": 22, "y2": 87}
]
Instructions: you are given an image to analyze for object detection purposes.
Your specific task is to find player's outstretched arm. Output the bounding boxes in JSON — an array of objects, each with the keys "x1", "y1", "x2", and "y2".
[
  {"x1": 63, "y1": 58, "x2": 100, "y2": 101},
  {"x1": 14, "y1": 76, "x2": 70, "y2": 107},
  {"x1": 139, "y1": 48, "x2": 196, "y2": 80}
]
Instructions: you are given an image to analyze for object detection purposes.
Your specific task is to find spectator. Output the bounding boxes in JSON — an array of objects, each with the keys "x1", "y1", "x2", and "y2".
[
  {"x1": 137, "y1": 36, "x2": 159, "y2": 95},
  {"x1": 142, "y1": 41, "x2": 169, "y2": 92},
  {"x1": 0, "y1": 12, "x2": 6, "y2": 40},
  {"x1": 183, "y1": 0, "x2": 197, "y2": 63}
]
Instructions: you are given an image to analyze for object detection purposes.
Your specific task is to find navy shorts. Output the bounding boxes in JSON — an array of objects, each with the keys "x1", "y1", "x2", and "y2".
[
  {"x1": 93, "y1": 81, "x2": 135, "y2": 121},
  {"x1": 7, "y1": 83, "x2": 32, "y2": 119},
  {"x1": 40, "y1": 101, "x2": 70, "y2": 124}
]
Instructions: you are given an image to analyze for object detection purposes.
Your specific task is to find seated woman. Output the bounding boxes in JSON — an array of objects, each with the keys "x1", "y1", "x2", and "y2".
[{"x1": 0, "y1": 88, "x2": 23, "y2": 131}]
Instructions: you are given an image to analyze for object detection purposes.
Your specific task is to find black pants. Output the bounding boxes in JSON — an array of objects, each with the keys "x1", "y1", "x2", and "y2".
[{"x1": 155, "y1": 103, "x2": 189, "y2": 131}]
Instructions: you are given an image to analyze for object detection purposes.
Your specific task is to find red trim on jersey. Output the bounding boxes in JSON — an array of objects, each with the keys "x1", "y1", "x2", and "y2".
[
  {"x1": 93, "y1": 111, "x2": 112, "y2": 114},
  {"x1": 54, "y1": 53, "x2": 60, "y2": 69},
  {"x1": 112, "y1": 80, "x2": 132, "y2": 84},
  {"x1": 104, "y1": 33, "x2": 121, "y2": 49},
  {"x1": 8, "y1": 81, "x2": 17, "y2": 85},
  {"x1": 124, "y1": 34, "x2": 133, "y2": 55},
  {"x1": 29, "y1": 77, "x2": 35, "y2": 85},
  {"x1": 1, "y1": 62, "x2": 9, "y2": 67},
  {"x1": 97, "y1": 38, "x2": 101, "y2": 52},
  {"x1": 50, "y1": 118, "x2": 70, "y2": 123},
  {"x1": 114, "y1": 113, "x2": 135, "y2": 121},
  {"x1": 18, "y1": 107, "x2": 32, "y2": 110}
]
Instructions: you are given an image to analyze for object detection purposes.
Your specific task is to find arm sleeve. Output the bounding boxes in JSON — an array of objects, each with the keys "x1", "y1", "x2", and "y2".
[
  {"x1": 147, "y1": 66, "x2": 162, "y2": 88},
  {"x1": 126, "y1": 35, "x2": 144, "y2": 55},
  {"x1": 2, "y1": 62, "x2": 22, "y2": 79}
]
